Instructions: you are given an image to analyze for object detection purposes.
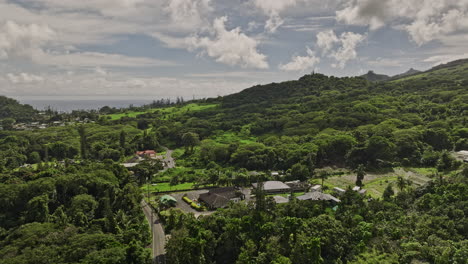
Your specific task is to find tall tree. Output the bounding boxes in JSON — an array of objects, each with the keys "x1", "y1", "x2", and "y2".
[
  {"x1": 78, "y1": 125, "x2": 88, "y2": 159},
  {"x1": 355, "y1": 164, "x2": 366, "y2": 187},
  {"x1": 181, "y1": 132, "x2": 200, "y2": 154}
]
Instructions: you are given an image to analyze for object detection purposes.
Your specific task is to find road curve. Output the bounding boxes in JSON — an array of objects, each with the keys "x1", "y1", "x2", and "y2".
[{"x1": 141, "y1": 200, "x2": 166, "y2": 264}]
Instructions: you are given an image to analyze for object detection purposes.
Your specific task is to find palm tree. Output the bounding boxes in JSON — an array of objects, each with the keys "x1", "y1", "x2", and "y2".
[{"x1": 396, "y1": 176, "x2": 407, "y2": 192}]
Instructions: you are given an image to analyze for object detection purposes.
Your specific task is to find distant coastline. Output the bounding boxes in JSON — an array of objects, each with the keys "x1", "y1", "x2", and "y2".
[{"x1": 12, "y1": 96, "x2": 181, "y2": 112}]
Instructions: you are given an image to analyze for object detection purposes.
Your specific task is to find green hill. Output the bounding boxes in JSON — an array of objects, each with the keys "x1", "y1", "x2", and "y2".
[
  {"x1": 0, "y1": 96, "x2": 37, "y2": 122},
  {"x1": 360, "y1": 70, "x2": 390, "y2": 82}
]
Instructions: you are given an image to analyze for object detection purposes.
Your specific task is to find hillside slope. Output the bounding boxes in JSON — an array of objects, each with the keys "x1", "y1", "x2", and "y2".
[{"x1": 0, "y1": 96, "x2": 37, "y2": 122}]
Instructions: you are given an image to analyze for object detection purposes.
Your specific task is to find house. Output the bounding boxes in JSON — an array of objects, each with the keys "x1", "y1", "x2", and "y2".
[
  {"x1": 455, "y1": 150, "x2": 468, "y2": 163},
  {"x1": 199, "y1": 187, "x2": 244, "y2": 209},
  {"x1": 359, "y1": 189, "x2": 367, "y2": 195},
  {"x1": 273, "y1": 196, "x2": 289, "y2": 204},
  {"x1": 311, "y1": 185, "x2": 322, "y2": 192},
  {"x1": 122, "y1": 163, "x2": 139, "y2": 168},
  {"x1": 252, "y1": 181, "x2": 291, "y2": 194},
  {"x1": 333, "y1": 187, "x2": 346, "y2": 196},
  {"x1": 352, "y1": 186, "x2": 361, "y2": 192},
  {"x1": 136, "y1": 150, "x2": 157, "y2": 158},
  {"x1": 297, "y1": 192, "x2": 341, "y2": 203},
  {"x1": 285, "y1": 180, "x2": 310, "y2": 192}
]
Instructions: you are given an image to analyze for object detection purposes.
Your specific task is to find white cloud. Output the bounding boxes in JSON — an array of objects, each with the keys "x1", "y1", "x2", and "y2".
[
  {"x1": 316, "y1": 30, "x2": 339, "y2": 54},
  {"x1": 0, "y1": 20, "x2": 55, "y2": 59},
  {"x1": 6, "y1": 72, "x2": 44, "y2": 84},
  {"x1": 187, "y1": 16, "x2": 269, "y2": 69},
  {"x1": 331, "y1": 32, "x2": 366, "y2": 68},
  {"x1": 337, "y1": 0, "x2": 468, "y2": 45},
  {"x1": 279, "y1": 47, "x2": 320, "y2": 71},
  {"x1": 316, "y1": 30, "x2": 366, "y2": 69}
]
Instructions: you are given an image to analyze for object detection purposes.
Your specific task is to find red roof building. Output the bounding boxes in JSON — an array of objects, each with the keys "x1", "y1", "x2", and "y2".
[{"x1": 136, "y1": 150, "x2": 156, "y2": 157}]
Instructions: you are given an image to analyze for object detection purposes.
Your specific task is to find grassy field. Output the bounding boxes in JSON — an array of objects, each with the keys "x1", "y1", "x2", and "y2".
[
  {"x1": 211, "y1": 132, "x2": 257, "y2": 145},
  {"x1": 106, "y1": 103, "x2": 218, "y2": 120},
  {"x1": 316, "y1": 167, "x2": 433, "y2": 198},
  {"x1": 142, "y1": 182, "x2": 196, "y2": 193}
]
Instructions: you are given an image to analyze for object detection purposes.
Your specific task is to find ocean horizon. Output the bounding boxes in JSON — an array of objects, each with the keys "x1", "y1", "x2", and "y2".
[{"x1": 12, "y1": 96, "x2": 184, "y2": 112}]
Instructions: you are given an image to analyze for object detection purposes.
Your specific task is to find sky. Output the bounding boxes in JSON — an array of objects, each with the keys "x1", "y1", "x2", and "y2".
[{"x1": 1, "y1": 0, "x2": 468, "y2": 100}]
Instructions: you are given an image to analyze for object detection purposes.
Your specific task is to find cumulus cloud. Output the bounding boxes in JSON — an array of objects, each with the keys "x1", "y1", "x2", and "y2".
[
  {"x1": 316, "y1": 30, "x2": 366, "y2": 69},
  {"x1": 336, "y1": 0, "x2": 468, "y2": 45},
  {"x1": 187, "y1": 16, "x2": 269, "y2": 69},
  {"x1": 6, "y1": 72, "x2": 44, "y2": 84},
  {"x1": 279, "y1": 47, "x2": 320, "y2": 71},
  {"x1": 316, "y1": 30, "x2": 339, "y2": 54},
  {"x1": 330, "y1": 32, "x2": 366, "y2": 68},
  {"x1": 0, "y1": 20, "x2": 55, "y2": 59}
]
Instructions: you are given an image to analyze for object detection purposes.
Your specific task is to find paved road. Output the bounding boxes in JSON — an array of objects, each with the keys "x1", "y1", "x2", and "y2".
[
  {"x1": 141, "y1": 200, "x2": 166, "y2": 264},
  {"x1": 163, "y1": 148, "x2": 175, "y2": 169}
]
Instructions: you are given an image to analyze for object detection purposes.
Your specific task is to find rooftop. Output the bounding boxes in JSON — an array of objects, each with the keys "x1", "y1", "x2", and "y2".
[
  {"x1": 297, "y1": 192, "x2": 341, "y2": 203},
  {"x1": 252, "y1": 181, "x2": 291, "y2": 191}
]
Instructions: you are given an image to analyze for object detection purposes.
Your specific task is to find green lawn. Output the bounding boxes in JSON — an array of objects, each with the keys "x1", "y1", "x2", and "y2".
[
  {"x1": 319, "y1": 167, "x2": 433, "y2": 198},
  {"x1": 105, "y1": 103, "x2": 219, "y2": 121},
  {"x1": 107, "y1": 111, "x2": 147, "y2": 120},
  {"x1": 211, "y1": 132, "x2": 257, "y2": 145},
  {"x1": 141, "y1": 182, "x2": 195, "y2": 193}
]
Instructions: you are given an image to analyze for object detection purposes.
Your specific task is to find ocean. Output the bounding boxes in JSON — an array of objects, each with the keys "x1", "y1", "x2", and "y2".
[{"x1": 13, "y1": 96, "x2": 171, "y2": 112}]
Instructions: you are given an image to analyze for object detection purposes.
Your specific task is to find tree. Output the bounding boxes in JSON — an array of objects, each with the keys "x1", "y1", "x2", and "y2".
[
  {"x1": 355, "y1": 164, "x2": 366, "y2": 187},
  {"x1": 78, "y1": 125, "x2": 88, "y2": 159},
  {"x1": 290, "y1": 163, "x2": 309, "y2": 181},
  {"x1": 1, "y1": 118, "x2": 15, "y2": 130},
  {"x1": 27, "y1": 151, "x2": 41, "y2": 164},
  {"x1": 290, "y1": 234, "x2": 323, "y2": 264},
  {"x1": 383, "y1": 184, "x2": 395, "y2": 201},
  {"x1": 181, "y1": 132, "x2": 200, "y2": 154},
  {"x1": 120, "y1": 130, "x2": 127, "y2": 149},
  {"x1": 396, "y1": 176, "x2": 408, "y2": 192},
  {"x1": 26, "y1": 194, "x2": 50, "y2": 223}
]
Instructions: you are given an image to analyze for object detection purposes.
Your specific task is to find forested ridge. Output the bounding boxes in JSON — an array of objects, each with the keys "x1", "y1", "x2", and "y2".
[
  {"x1": 0, "y1": 96, "x2": 37, "y2": 122},
  {"x1": 0, "y1": 59, "x2": 467, "y2": 264}
]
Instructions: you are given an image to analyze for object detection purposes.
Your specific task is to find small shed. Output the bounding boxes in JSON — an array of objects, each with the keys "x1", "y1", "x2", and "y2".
[
  {"x1": 333, "y1": 187, "x2": 346, "y2": 195},
  {"x1": 311, "y1": 185, "x2": 322, "y2": 192},
  {"x1": 273, "y1": 196, "x2": 289, "y2": 204},
  {"x1": 160, "y1": 195, "x2": 177, "y2": 207}
]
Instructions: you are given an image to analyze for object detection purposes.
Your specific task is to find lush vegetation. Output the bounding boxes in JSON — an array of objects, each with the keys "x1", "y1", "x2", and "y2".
[
  {"x1": 164, "y1": 169, "x2": 467, "y2": 264},
  {"x1": 0, "y1": 162, "x2": 152, "y2": 264},
  {"x1": 0, "y1": 59, "x2": 467, "y2": 263},
  {"x1": 0, "y1": 96, "x2": 37, "y2": 123}
]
